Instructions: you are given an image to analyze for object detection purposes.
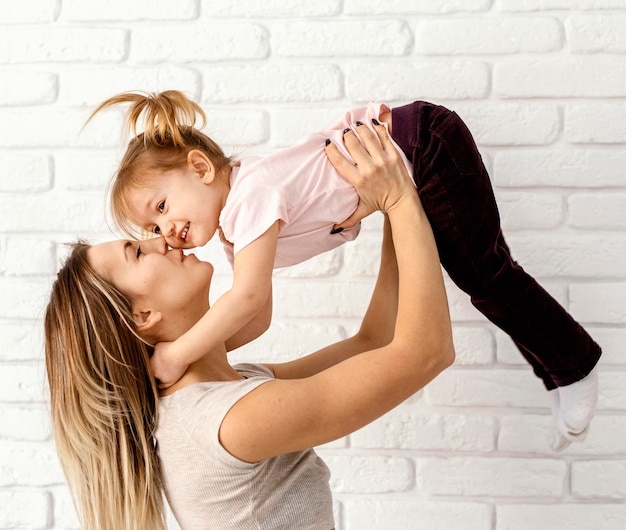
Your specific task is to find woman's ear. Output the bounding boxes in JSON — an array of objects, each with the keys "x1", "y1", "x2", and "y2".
[
  {"x1": 133, "y1": 309, "x2": 163, "y2": 333},
  {"x1": 187, "y1": 149, "x2": 216, "y2": 185}
]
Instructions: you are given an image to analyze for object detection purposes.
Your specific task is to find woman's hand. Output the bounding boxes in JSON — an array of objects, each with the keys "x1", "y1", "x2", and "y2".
[{"x1": 325, "y1": 120, "x2": 416, "y2": 230}]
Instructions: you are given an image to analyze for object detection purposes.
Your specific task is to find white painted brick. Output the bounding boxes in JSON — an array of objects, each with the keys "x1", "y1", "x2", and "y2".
[
  {"x1": 351, "y1": 410, "x2": 495, "y2": 451},
  {"x1": 0, "y1": 193, "x2": 107, "y2": 233},
  {"x1": 0, "y1": 28, "x2": 127, "y2": 63},
  {"x1": 569, "y1": 193, "x2": 626, "y2": 230},
  {"x1": 587, "y1": 327, "x2": 626, "y2": 366},
  {"x1": 455, "y1": 102, "x2": 560, "y2": 146},
  {"x1": 496, "y1": 331, "x2": 526, "y2": 365},
  {"x1": 343, "y1": 499, "x2": 492, "y2": 530},
  {"x1": 59, "y1": 67, "x2": 200, "y2": 106},
  {"x1": 345, "y1": 0, "x2": 491, "y2": 14},
  {"x1": 495, "y1": 58, "x2": 626, "y2": 98},
  {"x1": 54, "y1": 150, "x2": 117, "y2": 192},
  {"x1": 0, "y1": 71, "x2": 56, "y2": 105},
  {"x1": 500, "y1": 415, "x2": 626, "y2": 455},
  {"x1": 0, "y1": 237, "x2": 56, "y2": 276},
  {"x1": 0, "y1": 404, "x2": 51, "y2": 441},
  {"x1": 505, "y1": 234, "x2": 626, "y2": 278},
  {"x1": 0, "y1": 0, "x2": 56, "y2": 22},
  {"x1": 566, "y1": 15, "x2": 626, "y2": 53},
  {"x1": 572, "y1": 460, "x2": 626, "y2": 499},
  {"x1": 415, "y1": 456, "x2": 566, "y2": 496},
  {"x1": 565, "y1": 103, "x2": 626, "y2": 143},
  {"x1": 498, "y1": 414, "x2": 557, "y2": 454},
  {"x1": 325, "y1": 456, "x2": 413, "y2": 493},
  {"x1": 497, "y1": 504, "x2": 626, "y2": 530},
  {"x1": 0, "y1": 321, "x2": 44, "y2": 361},
  {"x1": 452, "y1": 327, "x2": 494, "y2": 365},
  {"x1": 417, "y1": 17, "x2": 562, "y2": 54},
  {"x1": 496, "y1": 191, "x2": 564, "y2": 230},
  {"x1": 0, "y1": 362, "x2": 47, "y2": 402},
  {"x1": 0, "y1": 109, "x2": 122, "y2": 148},
  {"x1": 201, "y1": 65, "x2": 342, "y2": 103},
  {"x1": 273, "y1": 280, "x2": 371, "y2": 319},
  {"x1": 342, "y1": 235, "x2": 380, "y2": 278},
  {"x1": 131, "y1": 23, "x2": 268, "y2": 63},
  {"x1": 271, "y1": 105, "x2": 347, "y2": 147},
  {"x1": 62, "y1": 0, "x2": 198, "y2": 21},
  {"x1": 345, "y1": 61, "x2": 489, "y2": 101},
  {"x1": 0, "y1": 442, "x2": 64, "y2": 486},
  {"x1": 598, "y1": 371, "x2": 626, "y2": 410},
  {"x1": 497, "y1": 0, "x2": 626, "y2": 11},
  {"x1": 0, "y1": 278, "x2": 52, "y2": 321},
  {"x1": 208, "y1": 109, "x2": 269, "y2": 149},
  {"x1": 0, "y1": 490, "x2": 49, "y2": 529},
  {"x1": 228, "y1": 321, "x2": 346, "y2": 365},
  {"x1": 570, "y1": 283, "x2": 626, "y2": 325},
  {"x1": 272, "y1": 20, "x2": 412, "y2": 57},
  {"x1": 51, "y1": 486, "x2": 81, "y2": 529},
  {"x1": 0, "y1": 154, "x2": 52, "y2": 192},
  {"x1": 494, "y1": 149, "x2": 626, "y2": 188},
  {"x1": 202, "y1": 0, "x2": 340, "y2": 17},
  {"x1": 274, "y1": 249, "x2": 344, "y2": 278},
  {"x1": 425, "y1": 368, "x2": 547, "y2": 407}
]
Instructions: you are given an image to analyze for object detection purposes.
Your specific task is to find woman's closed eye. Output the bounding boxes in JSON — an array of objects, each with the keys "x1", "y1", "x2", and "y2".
[{"x1": 136, "y1": 245, "x2": 142, "y2": 259}]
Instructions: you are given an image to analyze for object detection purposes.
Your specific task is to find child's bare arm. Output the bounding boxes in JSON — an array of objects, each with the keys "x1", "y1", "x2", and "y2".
[
  {"x1": 151, "y1": 223, "x2": 279, "y2": 387},
  {"x1": 225, "y1": 287, "x2": 273, "y2": 351}
]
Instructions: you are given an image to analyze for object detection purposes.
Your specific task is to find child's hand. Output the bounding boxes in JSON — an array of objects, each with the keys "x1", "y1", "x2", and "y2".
[{"x1": 151, "y1": 341, "x2": 189, "y2": 389}]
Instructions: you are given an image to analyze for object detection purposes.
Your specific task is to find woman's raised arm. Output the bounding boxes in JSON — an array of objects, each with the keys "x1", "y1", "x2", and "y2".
[{"x1": 220, "y1": 122, "x2": 455, "y2": 463}]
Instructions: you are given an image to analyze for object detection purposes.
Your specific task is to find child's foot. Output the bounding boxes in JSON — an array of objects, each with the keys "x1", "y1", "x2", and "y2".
[
  {"x1": 548, "y1": 389, "x2": 571, "y2": 452},
  {"x1": 557, "y1": 366, "x2": 599, "y2": 435}
]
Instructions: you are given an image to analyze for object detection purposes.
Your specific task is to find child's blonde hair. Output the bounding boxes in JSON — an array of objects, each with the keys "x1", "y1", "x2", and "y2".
[
  {"x1": 45, "y1": 242, "x2": 166, "y2": 530},
  {"x1": 88, "y1": 90, "x2": 233, "y2": 238}
]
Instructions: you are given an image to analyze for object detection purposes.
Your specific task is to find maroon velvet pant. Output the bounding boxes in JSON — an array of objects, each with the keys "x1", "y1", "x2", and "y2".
[{"x1": 390, "y1": 101, "x2": 601, "y2": 390}]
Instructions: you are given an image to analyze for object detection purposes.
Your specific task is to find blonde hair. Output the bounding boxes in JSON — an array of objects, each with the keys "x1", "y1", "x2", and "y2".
[
  {"x1": 44, "y1": 242, "x2": 167, "y2": 530},
  {"x1": 87, "y1": 90, "x2": 233, "y2": 238}
]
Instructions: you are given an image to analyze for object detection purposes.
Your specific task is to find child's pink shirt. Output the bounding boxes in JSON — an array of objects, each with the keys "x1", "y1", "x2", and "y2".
[{"x1": 219, "y1": 102, "x2": 413, "y2": 268}]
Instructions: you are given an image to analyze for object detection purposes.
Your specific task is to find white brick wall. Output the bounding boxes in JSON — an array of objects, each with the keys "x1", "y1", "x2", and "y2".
[{"x1": 1, "y1": 1, "x2": 624, "y2": 529}]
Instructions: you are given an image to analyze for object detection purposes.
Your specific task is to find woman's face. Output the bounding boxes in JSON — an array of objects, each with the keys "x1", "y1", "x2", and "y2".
[{"x1": 88, "y1": 236, "x2": 213, "y2": 331}]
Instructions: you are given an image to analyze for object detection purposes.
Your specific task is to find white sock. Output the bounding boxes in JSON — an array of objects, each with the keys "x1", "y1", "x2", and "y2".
[
  {"x1": 557, "y1": 366, "x2": 599, "y2": 435},
  {"x1": 548, "y1": 389, "x2": 571, "y2": 452}
]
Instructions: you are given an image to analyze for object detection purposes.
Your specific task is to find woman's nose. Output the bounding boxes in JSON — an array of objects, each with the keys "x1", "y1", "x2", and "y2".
[{"x1": 143, "y1": 235, "x2": 168, "y2": 254}]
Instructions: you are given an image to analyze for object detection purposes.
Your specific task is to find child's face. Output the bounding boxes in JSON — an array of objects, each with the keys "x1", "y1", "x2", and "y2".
[{"x1": 128, "y1": 165, "x2": 227, "y2": 250}]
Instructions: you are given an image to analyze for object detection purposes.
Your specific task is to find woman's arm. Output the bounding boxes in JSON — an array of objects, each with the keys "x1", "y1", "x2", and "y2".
[
  {"x1": 151, "y1": 223, "x2": 279, "y2": 387},
  {"x1": 221, "y1": 122, "x2": 455, "y2": 462},
  {"x1": 267, "y1": 214, "x2": 397, "y2": 379}
]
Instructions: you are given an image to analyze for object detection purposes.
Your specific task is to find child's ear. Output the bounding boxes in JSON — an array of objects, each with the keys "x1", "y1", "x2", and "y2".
[
  {"x1": 187, "y1": 150, "x2": 216, "y2": 185},
  {"x1": 132, "y1": 309, "x2": 162, "y2": 333}
]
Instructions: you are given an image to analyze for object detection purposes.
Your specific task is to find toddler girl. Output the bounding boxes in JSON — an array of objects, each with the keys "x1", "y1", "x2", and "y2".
[{"x1": 89, "y1": 90, "x2": 601, "y2": 451}]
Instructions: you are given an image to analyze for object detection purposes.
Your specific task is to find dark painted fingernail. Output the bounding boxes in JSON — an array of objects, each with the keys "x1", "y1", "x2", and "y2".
[
  {"x1": 356, "y1": 121, "x2": 364, "y2": 126},
  {"x1": 372, "y1": 118, "x2": 380, "y2": 126},
  {"x1": 325, "y1": 138, "x2": 331, "y2": 146},
  {"x1": 343, "y1": 128, "x2": 351, "y2": 134},
  {"x1": 330, "y1": 227, "x2": 344, "y2": 234}
]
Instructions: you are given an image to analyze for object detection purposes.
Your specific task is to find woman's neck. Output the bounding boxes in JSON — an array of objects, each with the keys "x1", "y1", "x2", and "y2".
[{"x1": 159, "y1": 343, "x2": 243, "y2": 396}]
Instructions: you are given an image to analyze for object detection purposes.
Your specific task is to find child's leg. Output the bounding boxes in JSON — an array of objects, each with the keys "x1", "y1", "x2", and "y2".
[{"x1": 390, "y1": 101, "x2": 601, "y2": 436}]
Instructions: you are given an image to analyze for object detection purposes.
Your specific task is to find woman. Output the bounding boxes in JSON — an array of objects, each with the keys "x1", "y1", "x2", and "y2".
[{"x1": 44, "y1": 124, "x2": 454, "y2": 529}]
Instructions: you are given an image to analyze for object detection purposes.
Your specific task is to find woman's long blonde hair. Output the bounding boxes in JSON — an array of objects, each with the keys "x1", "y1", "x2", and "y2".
[
  {"x1": 86, "y1": 90, "x2": 233, "y2": 238},
  {"x1": 44, "y1": 242, "x2": 167, "y2": 530}
]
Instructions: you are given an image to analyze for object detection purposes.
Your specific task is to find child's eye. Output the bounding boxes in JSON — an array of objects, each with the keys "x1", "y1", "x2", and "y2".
[
  {"x1": 136, "y1": 246, "x2": 142, "y2": 259},
  {"x1": 153, "y1": 225, "x2": 161, "y2": 235},
  {"x1": 157, "y1": 200, "x2": 165, "y2": 213}
]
